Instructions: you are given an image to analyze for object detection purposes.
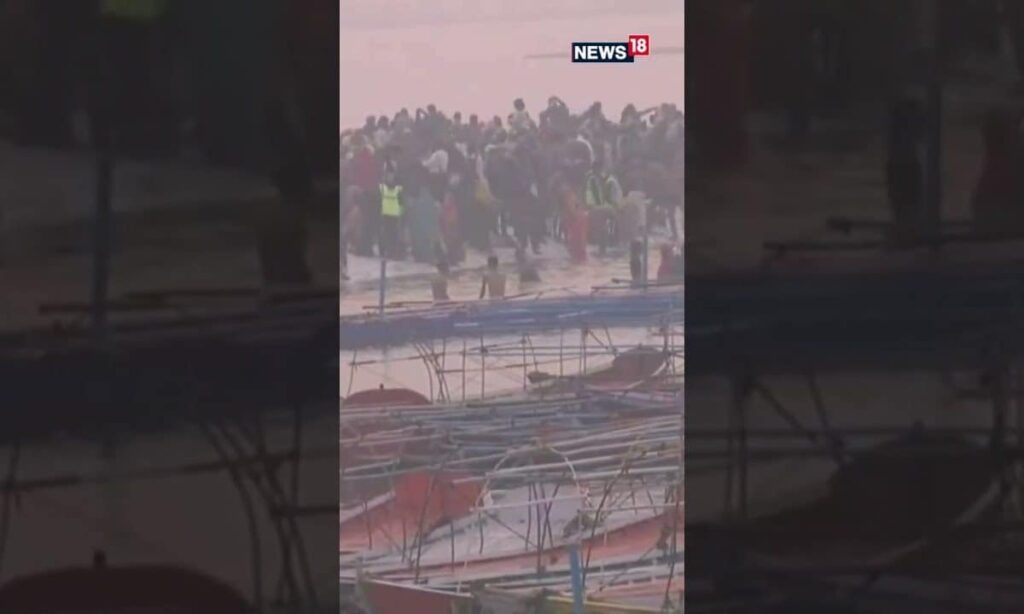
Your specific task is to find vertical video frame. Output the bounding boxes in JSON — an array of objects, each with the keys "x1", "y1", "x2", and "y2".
[{"x1": 339, "y1": 1, "x2": 684, "y2": 611}]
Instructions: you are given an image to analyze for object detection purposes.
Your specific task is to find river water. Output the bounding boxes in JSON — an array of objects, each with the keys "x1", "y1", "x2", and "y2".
[
  {"x1": 340, "y1": 234, "x2": 682, "y2": 399},
  {"x1": 338, "y1": 3, "x2": 685, "y2": 396}
]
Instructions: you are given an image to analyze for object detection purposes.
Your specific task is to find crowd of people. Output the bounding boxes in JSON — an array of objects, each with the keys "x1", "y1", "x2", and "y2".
[{"x1": 339, "y1": 96, "x2": 684, "y2": 284}]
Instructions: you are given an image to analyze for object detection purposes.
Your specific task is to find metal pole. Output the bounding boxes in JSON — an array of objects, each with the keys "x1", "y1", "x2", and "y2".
[
  {"x1": 568, "y1": 542, "x2": 585, "y2": 614},
  {"x1": 378, "y1": 259, "x2": 387, "y2": 314},
  {"x1": 522, "y1": 336, "x2": 528, "y2": 391}
]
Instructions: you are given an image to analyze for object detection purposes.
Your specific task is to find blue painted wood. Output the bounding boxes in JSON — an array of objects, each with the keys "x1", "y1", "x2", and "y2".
[{"x1": 339, "y1": 290, "x2": 684, "y2": 350}]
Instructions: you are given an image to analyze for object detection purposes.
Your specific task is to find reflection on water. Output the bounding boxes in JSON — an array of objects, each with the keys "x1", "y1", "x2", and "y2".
[
  {"x1": 340, "y1": 241, "x2": 681, "y2": 401},
  {"x1": 340, "y1": 238, "x2": 678, "y2": 311}
]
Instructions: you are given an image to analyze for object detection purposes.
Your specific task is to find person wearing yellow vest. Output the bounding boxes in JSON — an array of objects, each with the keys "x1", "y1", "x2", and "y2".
[
  {"x1": 583, "y1": 163, "x2": 622, "y2": 255},
  {"x1": 378, "y1": 180, "x2": 405, "y2": 259}
]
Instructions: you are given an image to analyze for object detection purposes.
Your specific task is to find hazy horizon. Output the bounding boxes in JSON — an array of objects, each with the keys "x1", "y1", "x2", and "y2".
[
  {"x1": 340, "y1": 1, "x2": 684, "y2": 128},
  {"x1": 340, "y1": 0, "x2": 683, "y2": 29}
]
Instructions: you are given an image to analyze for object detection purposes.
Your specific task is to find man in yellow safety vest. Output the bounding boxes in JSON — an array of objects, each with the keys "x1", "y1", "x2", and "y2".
[
  {"x1": 378, "y1": 179, "x2": 404, "y2": 259},
  {"x1": 583, "y1": 163, "x2": 622, "y2": 255}
]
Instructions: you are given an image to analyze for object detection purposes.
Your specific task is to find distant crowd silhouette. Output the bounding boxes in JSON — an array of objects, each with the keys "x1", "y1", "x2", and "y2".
[{"x1": 340, "y1": 97, "x2": 683, "y2": 274}]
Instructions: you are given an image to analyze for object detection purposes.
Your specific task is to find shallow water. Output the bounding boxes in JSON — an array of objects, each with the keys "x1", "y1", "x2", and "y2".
[{"x1": 341, "y1": 241, "x2": 670, "y2": 314}]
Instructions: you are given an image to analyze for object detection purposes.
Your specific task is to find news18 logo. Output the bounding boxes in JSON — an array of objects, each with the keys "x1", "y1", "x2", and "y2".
[{"x1": 572, "y1": 35, "x2": 649, "y2": 63}]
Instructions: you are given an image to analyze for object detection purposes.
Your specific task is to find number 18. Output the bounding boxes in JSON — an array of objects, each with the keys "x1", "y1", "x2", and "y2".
[{"x1": 628, "y1": 35, "x2": 650, "y2": 57}]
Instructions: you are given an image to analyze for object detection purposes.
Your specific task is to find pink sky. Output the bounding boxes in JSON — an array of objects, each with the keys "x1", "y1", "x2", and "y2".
[
  {"x1": 341, "y1": 0, "x2": 683, "y2": 28},
  {"x1": 340, "y1": 5, "x2": 684, "y2": 128}
]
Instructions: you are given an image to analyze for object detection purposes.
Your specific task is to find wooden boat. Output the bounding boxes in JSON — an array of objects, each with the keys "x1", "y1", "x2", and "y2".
[
  {"x1": 356, "y1": 507, "x2": 682, "y2": 613},
  {"x1": 358, "y1": 580, "x2": 473, "y2": 614},
  {"x1": 475, "y1": 586, "x2": 675, "y2": 613},
  {"x1": 340, "y1": 470, "x2": 482, "y2": 555},
  {"x1": 343, "y1": 387, "x2": 431, "y2": 408},
  {"x1": 341, "y1": 387, "x2": 436, "y2": 468},
  {"x1": 341, "y1": 388, "x2": 683, "y2": 612},
  {"x1": 358, "y1": 482, "x2": 680, "y2": 586},
  {"x1": 528, "y1": 347, "x2": 671, "y2": 393}
]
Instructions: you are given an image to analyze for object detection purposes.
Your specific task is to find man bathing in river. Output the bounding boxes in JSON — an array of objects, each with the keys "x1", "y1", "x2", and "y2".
[
  {"x1": 432, "y1": 258, "x2": 451, "y2": 302},
  {"x1": 480, "y1": 255, "x2": 507, "y2": 299}
]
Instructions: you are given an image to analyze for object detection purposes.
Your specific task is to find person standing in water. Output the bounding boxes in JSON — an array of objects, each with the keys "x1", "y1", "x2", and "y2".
[
  {"x1": 515, "y1": 245, "x2": 541, "y2": 285},
  {"x1": 432, "y1": 257, "x2": 451, "y2": 302},
  {"x1": 404, "y1": 168, "x2": 441, "y2": 263},
  {"x1": 561, "y1": 181, "x2": 589, "y2": 264},
  {"x1": 348, "y1": 134, "x2": 381, "y2": 256},
  {"x1": 657, "y1": 244, "x2": 678, "y2": 281},
  {"x1": 629, "y1": 239, "x2": 644, "y2": 286},
  {"x1": 341, "y1": 185, "x2": 366, "y2": 281},
  {"x1": 441, "y1": 185, "x2": 466, "y2": 264},
  {"x1": 479, "y1": 255, "x2": 506, "y2": 299}
]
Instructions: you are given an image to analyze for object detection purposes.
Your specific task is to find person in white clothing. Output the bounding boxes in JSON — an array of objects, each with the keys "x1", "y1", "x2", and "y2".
[
  {"x1": 575, "y1": 132, "x2": 595, "y2": 166},
  {"x1": 373, "y1": 116, "x2": 391, "y2": 150},
  {"x1": 509, "y1": 98, "x2": 536, "y2": 135},
  {"x1": 422, "y1": 146, "x2": 449, "y2": 175}
]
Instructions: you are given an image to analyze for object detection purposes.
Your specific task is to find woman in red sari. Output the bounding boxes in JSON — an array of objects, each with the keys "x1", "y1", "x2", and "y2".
[
  {"x1": 560, "y1": 181, "x2": 588, "y2": 264},
  {"x1": 440, "y1": 188, "x2": 465, "y2": 264}
]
